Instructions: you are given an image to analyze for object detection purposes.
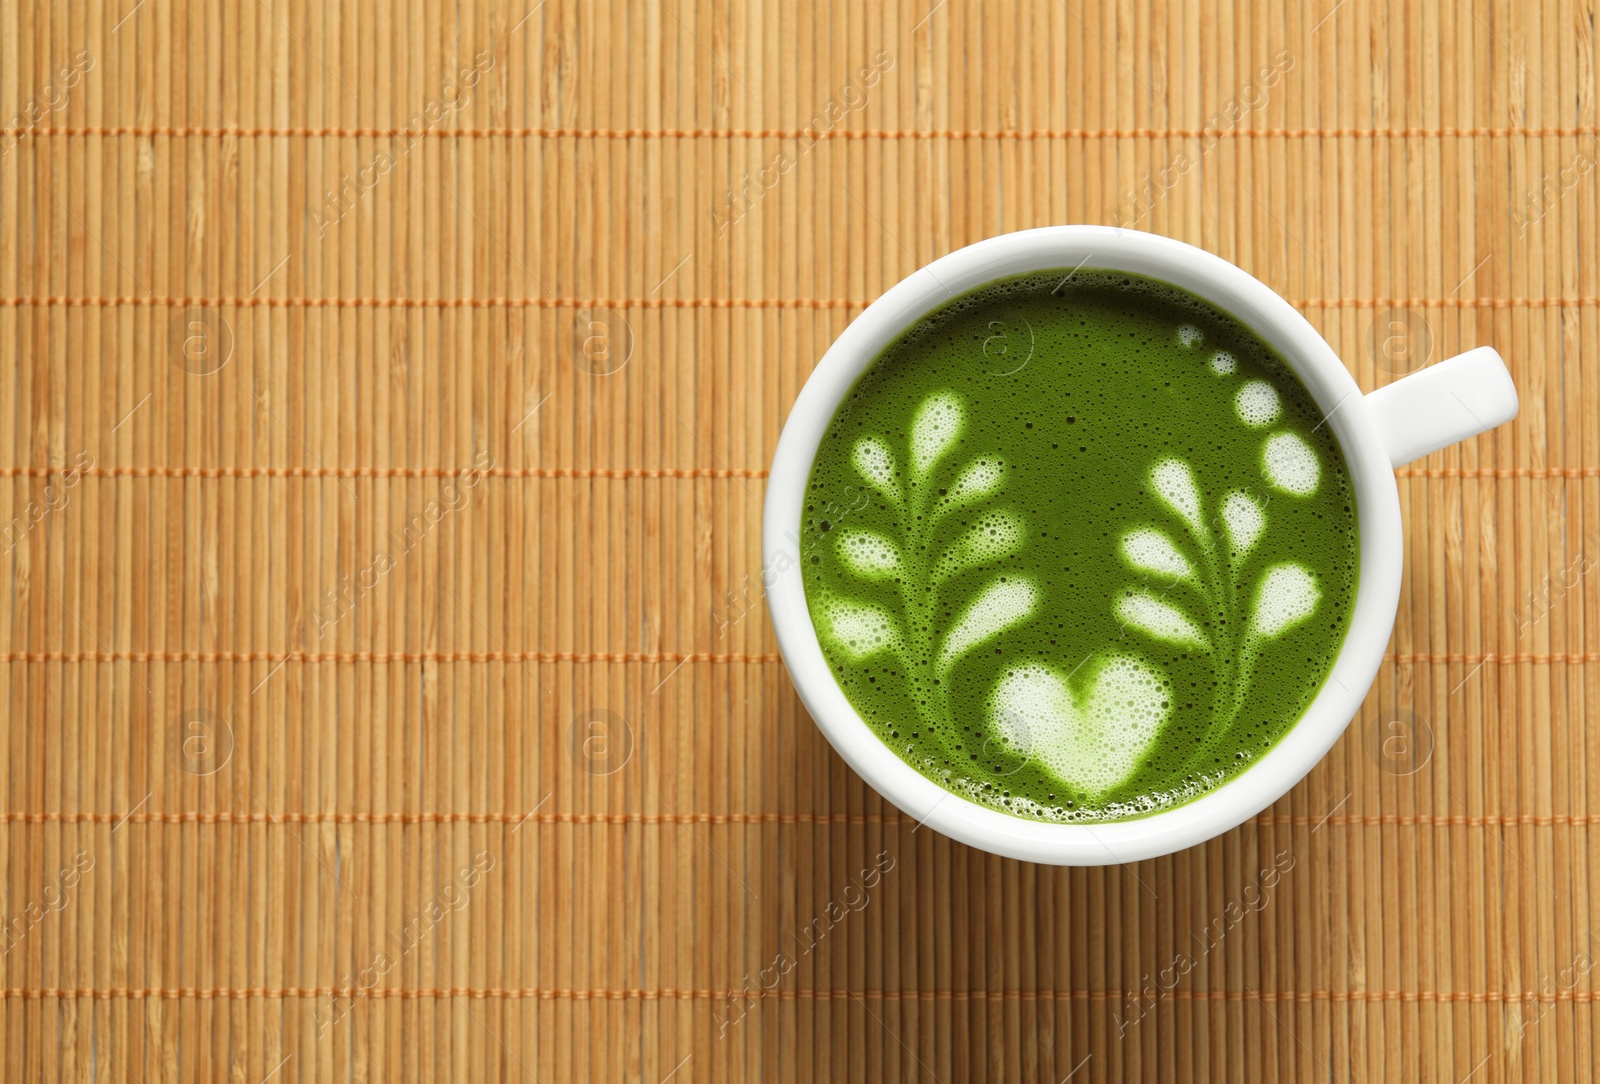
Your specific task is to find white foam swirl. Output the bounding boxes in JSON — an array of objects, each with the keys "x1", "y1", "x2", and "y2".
[
  {"x1": 1115, "y1": 591, "x2": 1209, "y2": 649},
  {"x1": 988, "y1": 654, "x2": 1169, "y2": 798},
  {"x1": 1234, "y1": 380, "x2": 1281, "y2": 427},
  {"x1": 941, "y1": 458, "x2": 1004, "y2": 511},
  {"x1": 911, "y1": 391, "x2": 963, "y2": 477},
  {"x1": 1150, "y1": 458, "x2": 1206, "y2": 536},
  {"x1": 836, "y1": 529, "x2": 900, "y2": 579},
  {"x1": 821, "y1": 600, "x2": 899, "y2": 660},
  {"x1": 1262, "y1": 432, "x2": 1320, "y2": 495},
  {"x1": 1220, "y1": 491, "x2": 1265, "y2": 556},
  {"x1": 938, "y1": 577, "x2": 1037, "y2": 673},
  {"x1": 852, "y1": 437, "x2": 899, "y2": 502},
  {"x1": 934, "y1": 510, "x2": 1024, "y2": 583},
  {"x1": 1249, "y1": 564, "x2": 1320, "y2": 638},
  {"x1": 1119, "y1": 527, "x2": 1193, "y2": 581}
]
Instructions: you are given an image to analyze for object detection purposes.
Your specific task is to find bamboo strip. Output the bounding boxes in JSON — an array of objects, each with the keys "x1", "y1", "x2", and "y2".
[{"x1": 0, "y1": 1, "x2": 1593, "y2": 1080}]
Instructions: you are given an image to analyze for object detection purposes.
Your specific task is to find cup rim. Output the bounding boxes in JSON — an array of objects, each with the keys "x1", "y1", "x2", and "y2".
[{"x1": 762, "y1": 225, "x2": 1401, "y2": 864}]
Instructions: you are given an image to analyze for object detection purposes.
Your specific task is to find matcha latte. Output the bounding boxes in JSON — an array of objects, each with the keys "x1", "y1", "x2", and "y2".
[{"x1": 801, "y1": 271, "x2": 1359, "y2": 823}]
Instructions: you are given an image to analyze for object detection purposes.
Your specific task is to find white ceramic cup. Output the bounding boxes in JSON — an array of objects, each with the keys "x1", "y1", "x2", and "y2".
[{"x1": 763, "y1": 226, "x2": 1518, "y2": 865}]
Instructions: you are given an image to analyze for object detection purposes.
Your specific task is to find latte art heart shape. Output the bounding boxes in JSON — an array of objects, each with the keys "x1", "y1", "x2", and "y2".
[{"x1": 988, "y1": 655, "x2": 1170, "y2": 799}]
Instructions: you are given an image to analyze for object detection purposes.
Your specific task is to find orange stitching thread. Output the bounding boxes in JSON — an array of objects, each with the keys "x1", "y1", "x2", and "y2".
[
  {"x1": 1389, "y1": 652, "x2": 1600, "y2": 665},
  {"x1": 0, "y1": 466, "x2": 768, "y2": 479},
  {"x1": 0, "y1": 296, "x2": 1596, "y2": 310},
  {"x1": 1395, "y1": 467, "x2": 1600, "y2": 479},
  {"x1": 0, "y1": 296, "x2": 858, "y2": 309},
  {"x1": 3, "y1": 124, "x2": 1599, "y2": 140},
  {"x1": 0, "y1": 465, "x2": 1589, "y2": 481},
  {"x1": 1257, "y1": 813, "x2": 1600, "y2": 828},
  {"x1": 0, "y1": 466, "x2": 1587, "y2": 480},
  {"x1": 1298, "y1": 297, "x2": 1600, "y2": 309},
  {"x1": 0, "y1": 811, "x2": 909, "y2": 826},
  {"x1": 0, "y1": 811, "x2": 1592, "y2": 828},
  {"x1": 0, "y1": 651, "x2": 1586, "y2": 665},
  {"x1": 0, "y1": 650, "x2": 783, "y2": 664},
  {"x1": 0, "y1": 986, "x2": 1592, "y2": 1002}
]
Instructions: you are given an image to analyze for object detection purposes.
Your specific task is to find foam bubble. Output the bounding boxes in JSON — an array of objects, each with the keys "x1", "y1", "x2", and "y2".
[
  {"x1": 1248, "y1": 563, "x2": 1320, "y2": 638},
  {"x1": 1114, "y1": 591, "x2": 1209, "y2": 649},
  {"x1": 853, "y1": 437, "x2": 899, "y2": 501},
  {"x1": 934, "y1": 509, "x2": 1024, "y2": 583},
  {"x1": 988, "y1": 653, "x2": 1169, "y2": 798},
  {"x1": 1119, "y1": 527, "x2": 1193, "y2": 580},
  {"x1": 821, "y1": 600, "x2": 900, "y2": 660},
  {"x1": 1209, "y1": 351, "x2": 1237, "y2": 374},
  {"x1": 938, "y1": 577, "x2": 1037, "y2": 673},
  {"x1": 1262, "y1": 432, "x2": 1320, "y2": 495},
  {"x1": 910, "y1": 391, "x2": 963, "y2": 477},
  {"x1": 1150, "y1": 458, "x2": 1205, "y2": 535},
  {"x1": 1177, "y1": 325, "x2": 1203, "y2": 348},
  {"x1": 836, "y1": 529, "x2": 901, "y2": 579},
  {"x1": 1220, "y1": 491, "x2": 1265, "y2": 556},
  {"x1": 1234, "y1": 380, "x2": 1281, "y2": 426}
]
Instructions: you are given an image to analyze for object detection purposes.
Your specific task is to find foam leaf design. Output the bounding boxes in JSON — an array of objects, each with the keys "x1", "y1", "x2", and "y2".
[
  {"x1": 933, "y1": 510, "x2": 1024, "y2": 584},
  {"x1": 1115, "y1": 591, "x2": 1210, "y2": 650},
  {"x1": 1119, "y1": 527, "x2": 1193, "y2": 581},
  {"x1": 819, "y1": 391, "x2": 1037, "y2": 743},
  {"x1": 1262, "y1": 432, "x2": 1320, "y2": 496},
  {"x1": 1249, "y1": 563, "x2": 1320, "y2": 638},
  {"x1": 938, "y1": 577, "x2": 1037, "y2": 674},
  {"x1": 853, "y1": 437, "x2": 899, "y2": 503},
  {"x1": 1220, "y1": 491, "x2": 1265, "y2": 557},
  {"x1": 1150, "y1": 458, "x2": 1207, "y2": 538},
  {"x1": 935, "y1": 458, "x2": 1005, "y2": 520},
  {"x1": 1234, "y1": 380, "x2": 1281, "y2": 427},
  {"x1": 910, "y1": 392, "x2": 963, "y2": 477},
  {"x1": 988, "y1": 656, "x2": 1169, "y2": 798},
  {"x1": 820, "y1": 600, "x2": 900, "y2": 661},
  {"x1": 970, "y1": 354, "x2": 1336, "y2": 805},
  {"x1": 836, "y1": 529, "x2": 901, "y2": 579}
]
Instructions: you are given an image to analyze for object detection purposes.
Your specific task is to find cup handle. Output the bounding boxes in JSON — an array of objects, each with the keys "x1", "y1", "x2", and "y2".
[{"x1": 1362, "y1": 346, "x2": 1519, "y2": 468}]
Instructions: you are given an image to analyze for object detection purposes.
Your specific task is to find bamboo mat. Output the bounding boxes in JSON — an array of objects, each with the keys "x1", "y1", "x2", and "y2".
[{"x1": 0, "y1": 0, "x2": 1595, "y2": 1080}]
